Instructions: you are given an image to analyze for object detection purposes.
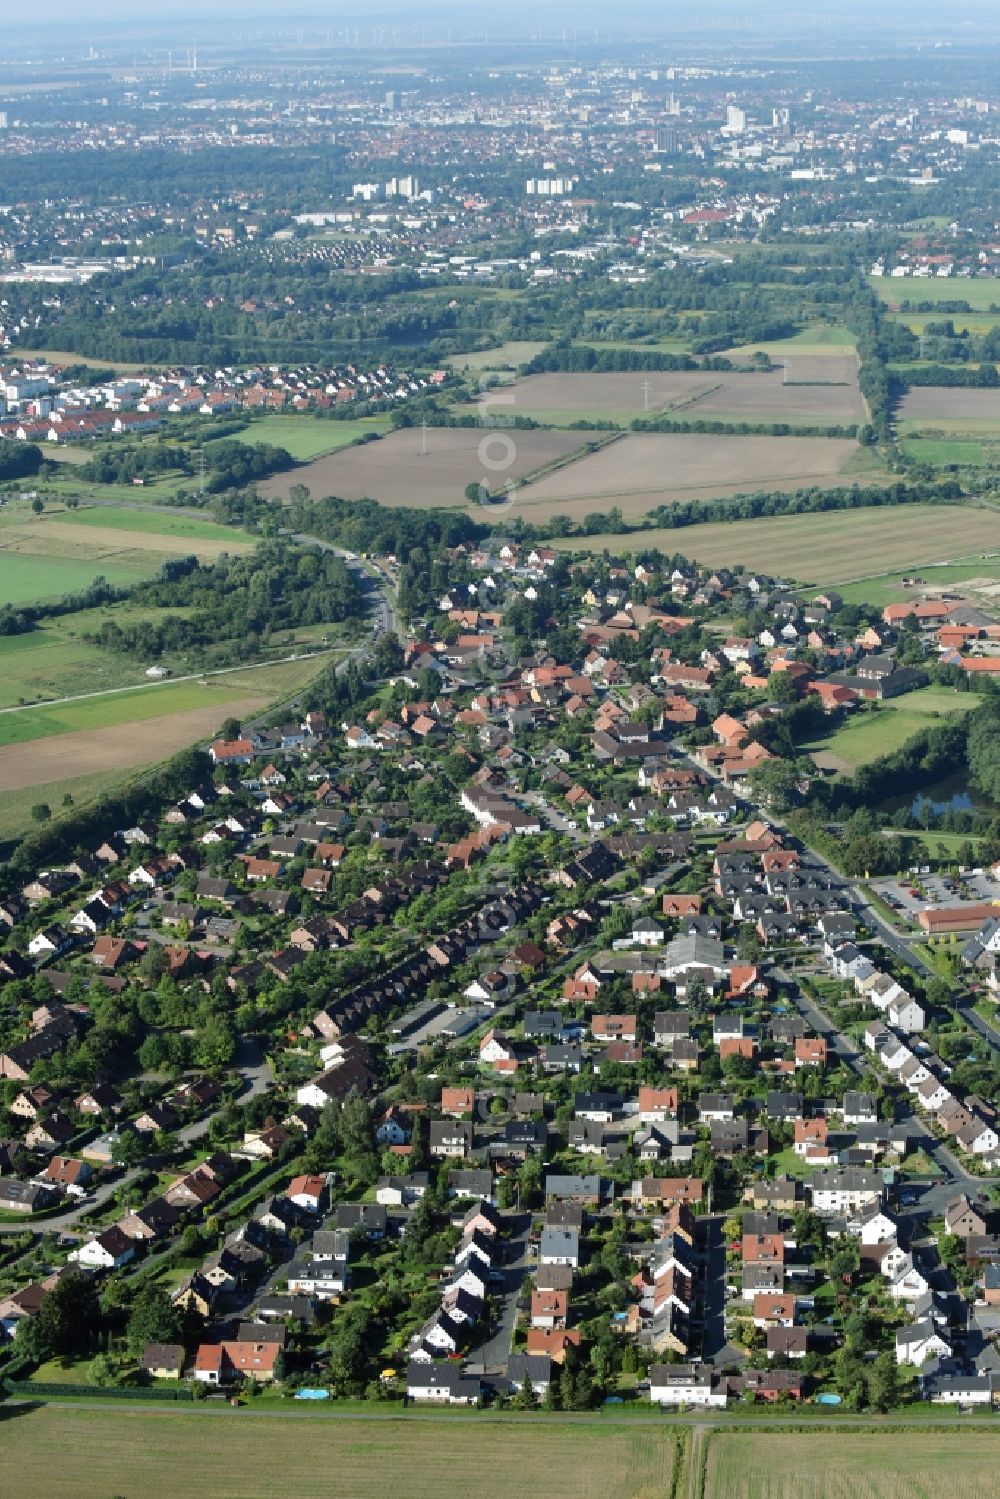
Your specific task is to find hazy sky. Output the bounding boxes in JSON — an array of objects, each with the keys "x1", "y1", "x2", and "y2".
[{"x1": 8, "y1": 0, "x2": 1000, "y2": 42}]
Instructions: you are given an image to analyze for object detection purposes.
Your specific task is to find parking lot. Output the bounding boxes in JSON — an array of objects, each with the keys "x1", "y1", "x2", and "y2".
[{"x1": 870, "y1": 868, "x2": 1000, "y2": 918}]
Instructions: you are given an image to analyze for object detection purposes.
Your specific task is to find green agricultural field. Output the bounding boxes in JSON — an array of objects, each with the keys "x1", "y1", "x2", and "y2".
[
  {"x1": 897, "y1": 416, "x2": 1000, "y2": 438},
  {"x1": 703, "y1": 1429, "x2": 1000, "y2": 1499},
  {"x1": 724, "y1": 325, "x2": 857, "y2": 356},
  {"x1": 805, "y1": 687, "x2": 980, "y2": 774},
  {"x1": 448, "y1": 340, "x2": 549, "y2": 371},
  {"x1": 552, "y1": 504, "x2": 991, "y2": 585},
  {"x1": 64, "y1": 505, "x2": 249, "y2": 542},
  {"x1": 0, "y1": 551, "x2": 154, "y2": 605},
  {"x1": 0, "y1": 502, "x2": 254, "y2": 607},
  {"x1": 887, "y1": 311, "x2": 1000, "y2": 335},
  {"x1": 38, "y1": 472, "x2": 189, "y2": 504},
  {"x1": 871, "y1": 275, "x2": 1000, "y2": 310},
  {"x1": 237, "y1": 414, "x2": 392, "y2": 460},
  {"x1": 3, "y1": 346, "x2": 150, "y2": 372},
  {"x1": 900, "y1": 438, "x2": 989, "y2": 465},
  {"x1": 0, "y1": 603, "x2": 204, "y2": 709},
  {"x1": 0, "y1": 1407, "x2": 677, "y2": 1499},
  {"x1": 0, "y1": 678, "x2": 262, "y2": 749}
]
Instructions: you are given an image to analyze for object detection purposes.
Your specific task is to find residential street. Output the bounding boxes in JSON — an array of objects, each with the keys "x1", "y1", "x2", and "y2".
[
  {"x1": 0, "y1": 1040, "x2": 272, "y2": 1238},
  {"x1": 466, "y1": 1210, "x2": 531, "y2": 1374}
]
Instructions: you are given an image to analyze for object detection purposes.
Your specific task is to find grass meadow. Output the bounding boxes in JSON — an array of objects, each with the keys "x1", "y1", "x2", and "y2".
[
  {"x1": 871, "y1": 276, "x2": 1000, "y2": 310},
  {"x1": 804, "y1": 687, "x2": 980, "y2": 773}
]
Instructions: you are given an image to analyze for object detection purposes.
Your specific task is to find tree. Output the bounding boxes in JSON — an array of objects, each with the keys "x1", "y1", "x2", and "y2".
[
  {"x1": 111, "y1": 1128, "x2": 147, "y2": 1168},
  {"x1": 339, "y1": 1092, "x2": 378, "y2": 1185},
  {"x1": 34, "y1": 1270, "x2": 102, "y2": 1357},
  {"x1": 748, "y1": 757, "x2": 800, "y2": 812},
  {"x1": 686, "y1": 975, "x2": 710, "y2": 1016},
  {"x1": 88, "y1": 1352, "x2": 117, "y2": 1387},
  {"x1": 179, "y1": 1224, "x2": 202, "y2": 1257},
  {"x1": 30, "y1": 803, "x2": 51, "y2": 823},
  {"x1": 867, "y1": 1352, "x2": 899, "y2": 1413},
  {"x1": 512, "y1": 1376, "x2": 538, "y2": 1410},
  {"x1": 31, "y1": 496, "x2": 44, "y2": 516},
  {"x1": 126, "y1": 1283, "x2": 182, "y2": 1358},
  {"x1": 834, "y1": 1345, "x2": 867, "y2": 1408},
  {"x1": 766, "y1": 671, "x2": 799, "y2": 704},
  {"x1": 827, "y1": 1234, "x2": 859, "y2": 1285}
]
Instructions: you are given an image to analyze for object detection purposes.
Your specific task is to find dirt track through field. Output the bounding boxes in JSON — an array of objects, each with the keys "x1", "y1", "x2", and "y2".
[{"x1": 0, "y1": 697, "x2": 266, "y2": 790}]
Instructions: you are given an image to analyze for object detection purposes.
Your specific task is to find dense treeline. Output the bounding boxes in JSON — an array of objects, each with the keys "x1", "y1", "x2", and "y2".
[
  {"x1": 289, "y1": 493, "x2": 486, "y2": 559},
  {"x1": 201, "y1": 439, "x2": 296, "y2": 491},
  {"x1": 0, "y1": 146, "x2": 352, "y2": 210},
  {"x1": 79, "y1": 443, "x2": 193, "y2": 485},
  {"x1": 0, "y1": 438, "x2": 44, "y2": 480},
  {"x1": 633, "y1": 416, "x2": 861, "y2": 440},
  {"x1": 82, "y1": 544, "x2": 364, "y2": 662},
  {"x1": 891, "y1": 362, "x2": 1000, "y2": 388},
  {"x1": 842, "y1": 274, "x2": 895, "y2": 444},
  {"x1": 524, "y1": 344, "x2": 717, "y2": 373},
  {"x1": 968, "y1": 698, "x2": 1000, "y2": 805}
]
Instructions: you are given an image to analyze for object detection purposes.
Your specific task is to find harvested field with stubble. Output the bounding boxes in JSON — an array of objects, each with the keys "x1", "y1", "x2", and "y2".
[
  {"x1": 703, "y1": 1429, "x2": 1000, "y2": 1499},
  {"x1": 897, "y1": 387, "x2": 1000, "y2": 430},
  {"x1": 0, "y1": 1406, "x2": 678, "y2": 1499},
  {"x1": 511, "y1": 431, "x2": 861, "y2": 522},
  {"x1": 551, "y1": 504, "x2": 991, "y2": 583},
  {"x1": 471, "y1": 364, "x2": 865, "y2": 426},
  {"x1": 259, "y1": 426, "x2": 592, "y2": 506},
  {"x1": 0, "y1": 694, "x2": 267, "y2": 790}
]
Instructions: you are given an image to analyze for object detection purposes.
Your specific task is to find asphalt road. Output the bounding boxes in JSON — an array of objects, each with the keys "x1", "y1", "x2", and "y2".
[
  {"x1": 772, "y1": 967, "x2": 975, "y2": 1201},
  {"x1": 467, "y1": 1210, "x2": 531, "y2": 1373},
  {"x1": 699, "y1": 1215, "x2": 739, "y2": 1366}
]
